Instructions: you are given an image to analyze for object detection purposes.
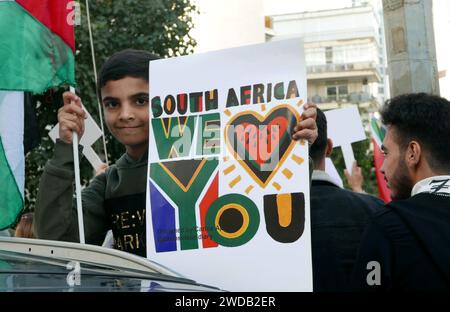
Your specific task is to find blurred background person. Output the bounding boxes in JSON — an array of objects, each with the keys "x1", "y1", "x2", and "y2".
[{"x1": 309, "y1": 108, "x2": 383, "y2": 292}]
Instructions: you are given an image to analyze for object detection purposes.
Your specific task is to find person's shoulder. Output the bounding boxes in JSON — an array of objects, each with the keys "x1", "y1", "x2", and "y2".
[
  {"x1": 312, "y1": 182, "x2": 382, "y2": 205},
  {"x1": 367, "y1": 203, "x2": 409, "y2": 239},
  {"x1": 386, "y1": 193, "x2": 450, "y2": 224},
  {"x1": 396, "y1": 192, "x2": 450, "y2": 206},
  {"x1": 370, "y1": 204, "x2": 394, "y2": 219},
  {"x1": 335, "y1": 187, "x2": 384, "y2": 210},
  {"x1": 350, "y1": 190, "x2": 384, "y2": 205}
]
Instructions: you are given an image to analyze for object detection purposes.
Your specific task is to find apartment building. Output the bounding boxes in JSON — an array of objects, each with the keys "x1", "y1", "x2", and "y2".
[{"x1": 266, "y1": 3, "x2": 388, "y2": 111}]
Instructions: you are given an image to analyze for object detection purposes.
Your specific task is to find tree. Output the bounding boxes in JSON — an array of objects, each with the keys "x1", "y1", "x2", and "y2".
[{"x1": 24, "y1": 0, "x2": 197, "y2": 213}]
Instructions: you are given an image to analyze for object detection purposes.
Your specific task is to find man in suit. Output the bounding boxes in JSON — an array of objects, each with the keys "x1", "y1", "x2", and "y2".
[
  {"x1": 310, "y1": 108, "x2": 383, "y2": 292},
  {"x1": 351, "y1": 93, "x2": 450, "y2": 291}
]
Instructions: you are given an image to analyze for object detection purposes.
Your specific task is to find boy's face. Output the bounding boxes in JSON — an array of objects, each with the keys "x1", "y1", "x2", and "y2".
[{"x1": 101, "y1": 77, "x2": 149, "y2": 154}]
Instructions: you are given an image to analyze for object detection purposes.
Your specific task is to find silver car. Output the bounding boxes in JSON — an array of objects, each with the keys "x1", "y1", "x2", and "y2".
[{"x1": 0, "y1": 237, "x2": 221, "y2": 292}]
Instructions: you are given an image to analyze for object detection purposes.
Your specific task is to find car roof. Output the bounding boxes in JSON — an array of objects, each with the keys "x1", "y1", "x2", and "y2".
[
  {"x1": 0, "y1": 237, "x2": 177, "y2": 276},
  {"x1": 0, "y1": 237, "x2": 222, "y2": 291}
]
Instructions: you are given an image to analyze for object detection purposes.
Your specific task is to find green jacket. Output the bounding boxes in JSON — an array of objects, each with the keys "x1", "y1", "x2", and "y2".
[{"x1": 34, "y1": 140, "x2": 148, "y2": 254}]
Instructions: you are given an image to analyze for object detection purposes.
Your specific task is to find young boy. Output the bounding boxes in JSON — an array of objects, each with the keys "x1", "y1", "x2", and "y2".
[{"x1": 34, "y1": 49, "x2": 318, "y2": 257}]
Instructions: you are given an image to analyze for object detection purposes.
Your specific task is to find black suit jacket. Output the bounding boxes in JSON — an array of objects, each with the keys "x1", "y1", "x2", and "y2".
[
  {"x1": 351, "y1": 193, "x2": 450, "y2": 291},
  {"x1": 310, "y1": 179, "x2": 383, "y2": 292}
]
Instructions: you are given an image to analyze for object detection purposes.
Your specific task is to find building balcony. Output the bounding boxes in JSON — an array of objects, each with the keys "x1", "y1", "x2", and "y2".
[
  {"x1": 308, "y1": 92, "x2": 376, "y2": 110},
  {"x1": 307, "y1": 62, "x2": 381, "y2": 83}
]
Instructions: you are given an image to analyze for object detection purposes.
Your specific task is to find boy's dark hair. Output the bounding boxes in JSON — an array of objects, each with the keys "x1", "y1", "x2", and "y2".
[
  {"x1": 309, "y1": 107, "x2": 328, "y2": 165},
  {"x1": 381, "y1": 92, "x2": 450, "y2": 171},
  {"x1": 97, "y1": 49, "x2": 160, "y2": 100}
]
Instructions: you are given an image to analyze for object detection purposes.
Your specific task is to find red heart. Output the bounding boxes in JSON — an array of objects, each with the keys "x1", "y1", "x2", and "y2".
[
  {"x1": 235, "y1": 116, "x2": 288, "y2": 166},
  {"x1": 225, "y1": 105, "x2": 300, "y2": 187}
]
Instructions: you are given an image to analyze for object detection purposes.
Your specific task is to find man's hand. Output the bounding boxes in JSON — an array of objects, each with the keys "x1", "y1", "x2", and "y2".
[
  {"x1": 292, "y1": 102, "x2": 318, "y2": 145},
  {"x1": 59, "y1": 91, "x2": 87, "y2": 144},
  {"x1": 344, "y1": 161, "x2": 365, "y2": 193}
]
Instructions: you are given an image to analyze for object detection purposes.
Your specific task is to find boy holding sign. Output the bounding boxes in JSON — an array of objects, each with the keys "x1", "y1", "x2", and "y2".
[{"x1": 34, "y1": 49, "x2": 318, "y2": 257}]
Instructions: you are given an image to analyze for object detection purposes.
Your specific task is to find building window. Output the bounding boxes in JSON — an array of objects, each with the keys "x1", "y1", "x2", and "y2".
[
  {"x1": 327, "y1": 86, "x2": 337, "y2": 101},
  {"x1": 325, "y1": 47, "x2": 333, "y2": 64},
  {"x1": 327, "y1": 85, "x2": 348, "y2": 101},
  {"x1": 338, "y1": 85, "x2": 348, "y2": 97}
]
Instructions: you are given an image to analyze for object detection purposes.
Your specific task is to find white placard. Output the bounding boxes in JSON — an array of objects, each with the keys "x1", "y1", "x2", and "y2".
[
  {"x1": 324, "y1": 106, "x2": 366, "y2": 174},
  {"x1": 146, "y1": 39, "x2": 312, "y2": 291},
  {"x1": 48, "y1": 105, "x2": 103, "y2": 170}
]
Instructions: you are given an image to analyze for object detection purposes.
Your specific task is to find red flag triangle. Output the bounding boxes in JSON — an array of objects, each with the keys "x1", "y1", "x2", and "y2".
[{"x1": 16, "y1": 0, "x2": 75, "y2": 51}]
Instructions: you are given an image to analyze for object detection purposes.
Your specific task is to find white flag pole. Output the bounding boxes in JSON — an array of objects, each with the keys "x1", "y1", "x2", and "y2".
[
  {"x1": 85, "y1": 0, "x2": 109, "y2": 165},
  {"x1": 70, "y1": 86, "x2": 85, "y2": 244}
]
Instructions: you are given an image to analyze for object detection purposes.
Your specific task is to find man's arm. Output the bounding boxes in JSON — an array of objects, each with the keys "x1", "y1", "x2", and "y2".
[{"x1": 344, "y1": 161, "x2": 365, "y2": 193}]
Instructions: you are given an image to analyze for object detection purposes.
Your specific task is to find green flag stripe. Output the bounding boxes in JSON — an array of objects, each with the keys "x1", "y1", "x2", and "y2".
[
  {"x1": 370, "y1": 117, "x2": 385, "y2": 146},
  {"x1": 0, "y1": 137, "x2": 23, "y2": 230},
  {"x1": 0, "y1": 2, "x2": 75, "y2": 93}
]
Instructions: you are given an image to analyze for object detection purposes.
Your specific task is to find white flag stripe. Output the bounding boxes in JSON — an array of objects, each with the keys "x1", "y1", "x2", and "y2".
[{"x1": 0, "y1": 91, "x2": 24, "y2": 198}]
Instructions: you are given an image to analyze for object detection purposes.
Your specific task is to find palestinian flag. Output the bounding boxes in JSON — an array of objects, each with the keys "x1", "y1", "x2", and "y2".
[
  {"x1": 0, "y1": 0, "x2": 75, "y2": 93},
  {"x1": 0, "y1": 0, "x2": 75, "y2": 229},
  {"x1": 370, "y1": 116, "x2": 391, "y2": 203},
  {"x1": 0, "y1": 92, "x2": 25, "y2": 230}
]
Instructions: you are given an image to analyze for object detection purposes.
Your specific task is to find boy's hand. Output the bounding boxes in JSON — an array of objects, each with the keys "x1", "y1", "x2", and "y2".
[
  {"x1": 95, "y1": 162, "x2": 108, "y2": 176},
  {"x1": 59, "y1": 92, "x2": 87, "y2": 144},
  {"x1": 292, "y1": 102, "x2": 318, "y2": 145}
]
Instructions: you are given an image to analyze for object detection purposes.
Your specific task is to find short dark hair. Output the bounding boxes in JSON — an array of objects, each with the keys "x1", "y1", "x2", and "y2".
[
  {"x1": 381, "y1": 93, "x2": 450, "y2": 170},
  {"x1": 309, "y1": 107, "x2": 328, "y2": 164},
  {"x1": 97, "y1": 49, "x2": 160, "y2": 100}
]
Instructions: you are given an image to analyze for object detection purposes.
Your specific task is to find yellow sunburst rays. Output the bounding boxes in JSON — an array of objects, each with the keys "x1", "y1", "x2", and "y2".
[
  {"x1": 223, "y1": 163, "x2": 244, "y2": 190},
  {"x1": 223, "y1": 160, "x2": 255, "y2": 194},
  {"x1": 270, "y1": 154, "x2": 304, "y2": 191}
]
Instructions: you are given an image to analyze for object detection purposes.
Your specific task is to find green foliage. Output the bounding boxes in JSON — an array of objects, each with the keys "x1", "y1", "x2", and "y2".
[{"x1": 24, "y1": 0, "x2": 197, "y2": 213}]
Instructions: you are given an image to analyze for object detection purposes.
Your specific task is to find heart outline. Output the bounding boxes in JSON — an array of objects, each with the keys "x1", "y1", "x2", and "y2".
[{"x1": 224, "y1": 104, "x2": 300, "y2": 188}]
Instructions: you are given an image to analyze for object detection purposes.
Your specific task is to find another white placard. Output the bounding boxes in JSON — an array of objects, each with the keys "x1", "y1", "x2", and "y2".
[{"x1": 324, "y1": 106, "x2": 366, "y2": 174}]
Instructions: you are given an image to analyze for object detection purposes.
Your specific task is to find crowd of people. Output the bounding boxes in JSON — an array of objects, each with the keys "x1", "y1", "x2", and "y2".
[{"x1": 6, "y1": 49, "x2": 449, "y2": 292}]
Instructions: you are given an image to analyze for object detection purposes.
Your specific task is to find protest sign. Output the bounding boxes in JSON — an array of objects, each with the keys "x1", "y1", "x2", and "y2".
[
  {"x1": 146, "y1": 39, "x2": 312, "y2": 291},
  {"x1": 324, "y1": 106, "x2": 366, "y2": 175}
]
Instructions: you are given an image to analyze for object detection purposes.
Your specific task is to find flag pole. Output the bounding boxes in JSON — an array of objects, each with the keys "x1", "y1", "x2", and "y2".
[
  {"x1": 85, "y1": 0, "x2": 109, "y2": 165},
  {"x1": 70, "y1": 86, "x2": 85, "y2": 244}
]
